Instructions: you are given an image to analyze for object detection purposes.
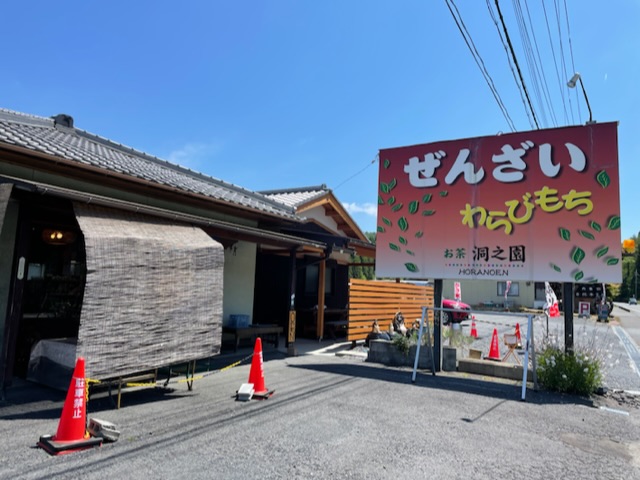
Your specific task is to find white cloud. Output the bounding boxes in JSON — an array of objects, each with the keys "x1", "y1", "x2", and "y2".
[
  {"x1": 343, "y1": 202, "x2": 378, "y2": 216},
  {"x1": 167, "y1": 141, "x2": 222, "y2": 170}
]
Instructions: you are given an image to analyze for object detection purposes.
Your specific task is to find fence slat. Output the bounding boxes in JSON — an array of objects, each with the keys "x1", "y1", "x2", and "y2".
[{"x1": 347, "y1": 279, "x2": 434, "y2": 341}]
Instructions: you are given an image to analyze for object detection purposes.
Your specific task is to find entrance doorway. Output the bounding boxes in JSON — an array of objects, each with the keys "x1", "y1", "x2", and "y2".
[{"x1": 5, "y1": 195, "x2": 85, "y2": 379}]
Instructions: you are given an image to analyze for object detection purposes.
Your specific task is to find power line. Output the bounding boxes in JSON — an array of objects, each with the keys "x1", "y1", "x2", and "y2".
[
  {"x1": 542, "y1": 0, "x2": 570, "y2": 124},
  {"x1": 333, "y1": 154, "x2": 378, "y2": 192},
  {"x1": 563, "y1": 0, "x2": 582, "y2": 121},
  {"x1": 486, "y1": 0, "x2": 535, "y2": 129},
  {"x1": 445, "y1": 0, "x2": 517, "y2": 132},
  {"x1": 553, "y1": 0, "x2": 575, "y2": 124},
  {"x1": 493, "y1": 0, "x2": 540, "y2": 129},
  {"x1": 521, "y1": 0, "x2": 559, "y2": 127},
  {"x1": 512, "y1": 0, "x2": 548, "y2": 127}
]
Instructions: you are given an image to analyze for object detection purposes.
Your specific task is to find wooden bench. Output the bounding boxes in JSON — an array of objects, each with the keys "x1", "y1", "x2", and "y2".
[{"x1": 223, "y1": 325, "x2": 283, "y2": 352}]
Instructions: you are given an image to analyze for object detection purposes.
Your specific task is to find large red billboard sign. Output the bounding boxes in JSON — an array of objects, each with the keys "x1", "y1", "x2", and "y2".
[{"x1": 376, "y1": 123, "x2": 621, "y2": 283}]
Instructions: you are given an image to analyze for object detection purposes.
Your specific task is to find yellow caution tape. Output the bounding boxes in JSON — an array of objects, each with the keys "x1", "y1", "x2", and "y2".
[
  {"x1": 85, "y1": 352, "x2": 254, "y2": 388},
  {"x1": 122, "y1": 382, "x2": 158, "y2": 388}
]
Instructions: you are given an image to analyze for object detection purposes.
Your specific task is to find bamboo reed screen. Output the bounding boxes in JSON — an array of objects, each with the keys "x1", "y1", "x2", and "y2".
[
  {"x1": 73, "y1": 203, "x2": 224, "y2": 380},
  {"x1": 347, "y1": 279, "x2": 434, "y2": 341}
]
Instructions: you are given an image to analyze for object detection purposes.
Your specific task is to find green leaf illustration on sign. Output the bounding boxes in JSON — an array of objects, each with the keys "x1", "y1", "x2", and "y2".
[
  {"x1": 606, "y1": 257, "x2": 619, "y2": 265},
  {"x1": 398, "y1": 216, "x2": 408, "y2": 231},
  {"x1": 399, "y1": 236, "x2": 407, "y2": 245},
  {"x1": 596, "y1": 170, "x2": 610, "y2": 188},
  {"x1": 589, "y1": 221, "x2": 601, "y2": 232},
  {"x1": 415, "y1": 231, "x2": 424, "y2": 238},
  {"x1": 571, "y1": 247, "x2": 586, "y2": 265},
  {"x1": 389, "y1": 243, "x2": 400, "y2": 252},
  {"x1": 559, "y1": 228, "x2": 571, "y2": 241},
  {"x1": 377, "y1": 226, "x2": 385, "y2": 233},
  {"x1": 422, "y1": 210, "x2": 435, "y2": 216},
  {"x1": 380, "y1": 182, "x2": 389, "y2": 194},
  {"x1": 383, "y1": 158, "x2": 390, "y2": 169},
  {"x1": 596, "y1": 246, "x2": 609, "y2": 258},
  {"x1": 551, "y1": 263, "x2": 562, "y2": 272},
  {"x1": 422, "y1": 194, "x2": 432, "y2": 203},
  {"x1": 408, "y1": 200, "x2": 419, "y2": 214},
  {"x1": 382, "y1": 217, "x2": 392, "y2": 226},
  {"x1": 387, "y1": 196, "x2": 396, "y2": 205},
  {"x1": 574, "y1": 270, "x2": 584, "y2": 281},
  {"x1": 388, "y1": 178, "x2": 397, "y2": 191},
  {"x1": 378, "y1": 195, "x2": 384, "y2": 205},
  {"x1": 606, "y1": 215, "x2": 621, "y2": 230},
  {"x1": 391, "y1": 203, "x2": 403, "y2": 212},
  {"x1": 578, "y1": 230, "x2": 595, "y2": 240},
  {"x1": 439, "y1": 191, "x2": 448, "y2": 197},
  {"x1": 405, "y1": 262, "x2": 418, "y2": 272},
  {"x1": 406, "y1": 250, "x2": 415, "y2": 256}
]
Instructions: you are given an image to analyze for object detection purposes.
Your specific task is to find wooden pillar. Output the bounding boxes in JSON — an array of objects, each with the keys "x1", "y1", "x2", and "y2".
[
  {"x1": 433, "y1": 279, "x2": 443, "y2": 372},
  {"x1": 286, "y1": 248, "x2": 297, "y2": 356},
  {"x1": 316, "y1": 258, "x2": 326, "y2": 340},
  {"x1": 563, "y1": 282, "x2": 574, "y2": 354}
]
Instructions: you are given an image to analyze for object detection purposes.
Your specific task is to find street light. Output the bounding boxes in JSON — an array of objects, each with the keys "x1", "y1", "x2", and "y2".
[{"x1": 567, "y1": 72, "x2": 594, "y2": 124}]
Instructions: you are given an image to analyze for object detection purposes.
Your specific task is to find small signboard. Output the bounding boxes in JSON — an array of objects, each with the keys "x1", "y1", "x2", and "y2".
[{"x1": 578, "y1": 301, "x2": 591, "y2": 317}]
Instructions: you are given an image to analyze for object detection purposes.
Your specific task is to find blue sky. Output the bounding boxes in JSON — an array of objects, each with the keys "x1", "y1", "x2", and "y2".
[{"x1": 3, "y1": 1, "x2": 639, "y2": 240}]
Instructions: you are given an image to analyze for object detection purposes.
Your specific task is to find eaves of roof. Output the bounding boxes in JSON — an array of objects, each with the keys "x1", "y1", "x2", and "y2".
[
  {"x1": 264, "y1": 186, "x2": 369, "y2": 242},
  {"x1": 3, "y1": 175, "x2": 326, "y2": 251},
  {"x1": 0, "y1": 108, "x2": 301, "y2": 223}
]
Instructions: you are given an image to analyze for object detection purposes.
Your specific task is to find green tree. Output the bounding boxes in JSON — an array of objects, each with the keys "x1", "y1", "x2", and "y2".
[
  {"x1": 349, "y1": 231, "x2": 376, "y2": 280},
  {"x1": 618, "y1": 233, "x2": 638, "y2": 300}
]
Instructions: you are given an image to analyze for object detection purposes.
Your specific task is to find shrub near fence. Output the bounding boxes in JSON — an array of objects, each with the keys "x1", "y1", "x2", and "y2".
[{"x1": 347, "y1": 279, "x2": 434, "y2": 342}]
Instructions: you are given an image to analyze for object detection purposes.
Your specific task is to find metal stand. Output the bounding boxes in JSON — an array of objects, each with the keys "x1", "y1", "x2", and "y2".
[{"x1": 412, "y1": 306, "x2": 435, "y2": 383}]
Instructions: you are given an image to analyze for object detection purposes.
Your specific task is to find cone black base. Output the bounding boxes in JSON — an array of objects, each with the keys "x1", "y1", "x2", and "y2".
[
  {"x1": 38, "y1": 434, "x2": 103, "y2": 456},
  {"x1": 252, "y1": 389, "x2": 275, "y2": 400}
]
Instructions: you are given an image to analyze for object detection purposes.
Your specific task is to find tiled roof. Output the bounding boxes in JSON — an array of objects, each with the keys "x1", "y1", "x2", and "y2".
[
  {"x1": 0, "y1": 108, "x2": 298, "y2": 220},
  {"x1": 260, "y1": 185, "x2": 329, "y2": 209}
]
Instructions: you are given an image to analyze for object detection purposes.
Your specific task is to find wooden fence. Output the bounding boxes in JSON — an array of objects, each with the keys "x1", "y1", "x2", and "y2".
[{"x1": 347, "y1": 279, "x2": 434, "y2": 342}]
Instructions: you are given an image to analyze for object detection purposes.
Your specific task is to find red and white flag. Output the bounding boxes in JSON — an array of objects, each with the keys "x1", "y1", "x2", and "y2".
[{"x1": 544, "y1": 282, "x2": 560, "y2": 317}]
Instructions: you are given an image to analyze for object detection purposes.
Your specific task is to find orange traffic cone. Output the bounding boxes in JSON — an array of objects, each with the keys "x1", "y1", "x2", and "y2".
[
  {"x1": 248, "y1": 338, "x2": 274, "y2": 399},
  {"x1": 470, "y1": 320, "x2": 478, "y2": 339},
  {"x1": 514, "y1": 323, "x2": 523, "y2": 349},
  {"x1": 37, "y1": 357, "x2": 103, "y2": 455},
  {"x1": 485, "y1": 328, "x2": 501, "y2": 361}
]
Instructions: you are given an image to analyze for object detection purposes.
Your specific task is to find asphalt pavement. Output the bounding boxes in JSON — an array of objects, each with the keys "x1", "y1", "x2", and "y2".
[{"x1": 1, "y1": 333, "x2": 640, "y2": 480}]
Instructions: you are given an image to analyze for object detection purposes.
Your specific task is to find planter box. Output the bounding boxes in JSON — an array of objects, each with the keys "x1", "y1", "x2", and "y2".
[
  {"x1": 458, "y1": 358, "x2": 534, "y2": 381},
  {"x1": 367, "y1": 340, "x2": 434, "y2": 369}
]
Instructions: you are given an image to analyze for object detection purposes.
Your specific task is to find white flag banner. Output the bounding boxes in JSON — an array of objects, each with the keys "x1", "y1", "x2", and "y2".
[{"x1": 544, "y1": 282, "x2": 560, "y2": 317}]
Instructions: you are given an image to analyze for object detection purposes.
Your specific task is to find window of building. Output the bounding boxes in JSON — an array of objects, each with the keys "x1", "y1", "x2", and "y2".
[{"x1": 305, "y1": 264, "x2": 334, "y2": 295}]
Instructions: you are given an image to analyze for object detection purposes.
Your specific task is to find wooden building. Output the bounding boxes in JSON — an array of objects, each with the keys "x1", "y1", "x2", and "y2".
[{"x1": 0, "y1": 109, "x2": 374, "y2": 393}]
